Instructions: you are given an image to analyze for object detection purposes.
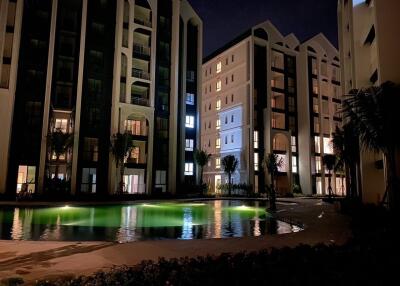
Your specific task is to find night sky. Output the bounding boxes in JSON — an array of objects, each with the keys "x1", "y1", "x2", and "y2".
[{"x1": 188, "y1": 0, "x2": 339, "y2": 58}]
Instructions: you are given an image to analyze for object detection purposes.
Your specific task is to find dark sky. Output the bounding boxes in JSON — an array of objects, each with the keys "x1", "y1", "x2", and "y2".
[{"x1": 188, "y1": 0, "x2": 339, "y2": 58}]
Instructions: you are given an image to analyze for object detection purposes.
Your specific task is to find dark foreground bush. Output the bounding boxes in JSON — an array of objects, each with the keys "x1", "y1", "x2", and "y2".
[{"x1": 37, "y1": 241, "x2": 397, "y2": 285}]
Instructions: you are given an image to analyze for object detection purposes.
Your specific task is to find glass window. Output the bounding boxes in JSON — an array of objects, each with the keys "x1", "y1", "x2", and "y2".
[
  {"x1": 83, "y1": 138, "x2": 99, "y2": 162},
  {"x1": 185, "y1": 115, "x2": 195, "y2": 128},
  {"x1": 323, "y1": 137, "x2": 333, "y2": 154},
  {"x1": 254, "y1": 131, "x2": 259, "y2": 149},
  {"x1": 216, "y1": 157, "x2": 221, "y2": 169},
  {"x1": 185, "y1": 139, "x2": 194, "y2": 151},
  {"x1": 216, "y1": 80, "x2": 221, "y2": 91},
  {"x1": 314, "y1": 136, "x2": 321, "y2": 153},
  {"x1": 254, "y1": 153, "x2": 259, "y2": 171},
  {"x1": 81, "y1": 168, "x2": 96, "y2": 193},
  {"x1": 16, "y1": 165, "x2": 36, "y2": 193},
  {"x1": 216, "y1": 118, "x2": 221, "y2": 130},
  {"x1": 315, "y1": 156, "x2": 321, "y2": 173},
  {"x1": 184, "y1": 163, "x2": 194, "y2": 176},
  {"x1": 54, "y1": 119, "x2": 68, "y2": 133},
  {"x1": 292, "y1": 156, "x2": 297, "y2": 173},
  {"x1": 271, "y1": 71, "x2": 284, "y2": 89},
  {"x1": 313, "y1": 98, "x2": 319, "y2": 113},
  {"x1": 271, "y1": 50, "x2": 284, "y2": 69},
  {"x1": 312, "y1": 78, "x2": 319, "y2": 94},
  {"x1": 216, "y1": 99, "x2": 221, "y2": 110},
  {"x1": 216, "y1": 138, "x2": 221, "y2": 149},
  {"x1": 216, "y1": 61, "x2": 222, "y2": 73},
  {"x1": 186, "y1": 93, "x2": 195, "y2": 105},
  {"x1": 231, "y1": 134, "x2": 234, "y2": 143},
  {"x1": 291, "y1": 136, "x2": 297, "y2": 153}
]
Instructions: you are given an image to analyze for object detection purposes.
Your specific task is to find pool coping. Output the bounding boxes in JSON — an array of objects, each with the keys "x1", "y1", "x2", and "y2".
[{"x1": 0, "y1": 197, "x2": 301, "y2": 208}]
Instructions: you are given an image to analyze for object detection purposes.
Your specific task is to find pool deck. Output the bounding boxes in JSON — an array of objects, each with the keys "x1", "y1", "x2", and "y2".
[{"x1": 0, "y1": 198, "x2": 352, "y2": 284}]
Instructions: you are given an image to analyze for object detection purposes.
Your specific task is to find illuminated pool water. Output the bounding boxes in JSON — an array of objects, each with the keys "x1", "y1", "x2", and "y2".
[{"x1": 0, "y1": 200, "x2": 301, "y2": 242}]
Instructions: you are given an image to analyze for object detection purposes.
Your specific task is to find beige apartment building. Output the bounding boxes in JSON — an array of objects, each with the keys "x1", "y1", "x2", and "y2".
[
  {"x1": 338, "y1": 0, "x2": 400, "y2": 204},
  {"x1": 0, "y1": 0, "x2": 202, "y2": 198},
  {"x1": 201, "y1": 21, "x2": 344, "y2": 196}
]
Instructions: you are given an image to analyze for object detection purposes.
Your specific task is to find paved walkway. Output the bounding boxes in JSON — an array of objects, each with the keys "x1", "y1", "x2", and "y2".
[{"x1": 0, "y1": 198, "x2": 352, "y2": 284}]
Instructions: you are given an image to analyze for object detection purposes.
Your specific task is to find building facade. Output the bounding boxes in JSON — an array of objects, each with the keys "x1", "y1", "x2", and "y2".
[
  {"x1": 201, "y1": 21, "x2": 344, "y2": 196},
  {"x1": 0, "y1": 0, "x2": 202, "y2": 197},
  {"x1": 338, "y1": 0, "x2": 400, "y2": 204}
]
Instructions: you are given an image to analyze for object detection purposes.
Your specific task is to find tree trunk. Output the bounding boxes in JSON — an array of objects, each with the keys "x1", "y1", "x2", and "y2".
[
  {"x1": 119, "y1": 160, "x2": 125, "y2": 194},
  {"x1": 328, "y1": 171, "x2": 332, "y2": 199},
  {"x1": 386, "y1": 151, "x2": 399, "y2": 212},
  {"x1": 270, "y1": 174, "x2": 276, "y2": 211},
  {"x1": 228, "y1": 173, "x2": 232, "y2": 196}
]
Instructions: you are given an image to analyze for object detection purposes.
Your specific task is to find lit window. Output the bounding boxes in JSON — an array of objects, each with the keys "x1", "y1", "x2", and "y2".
[
  {"x1": 16, "y1": 165, "x2": 36, "y2": 193},
  {"x1": 216, "y1": 138, "x2": 221, "y2": 149},
  {"x1": 291, "y1": 136, "x2": 297, "y2": 153},
  {"x1": 314, "y1": 136, "x2": 321, "y2": 153},
  {"x1": 216, "y1": 118, "x2": 221, "y2": 130},
  {"x1": 216, "y1": 80, "x2": 221, "y2": 91},
  {"x1": 54, "y1": 119, "x2": 68, "y2": 133},
  {"x1": 323, "y1": 137, "x2": 333, "y2": 154},
  {"x1": 216, "y1": 99, "x2": 221, "y2": 110},
  {"x1": 184, "y1": 163, "x2": 194, "y2": 176},
  {"x1": 292, "y1": 156, "x2": 298, "y2": 173},
  {"x1": 186, "y1": 93, "x2": 195, "y2": 105},
  {"x1": 216, "y1": 61, "x2": 222, "y2": 73},
  {"x1": 254, "y1": 153, "x2": 259, "y2": 171},
  {"x1": 216, "y1": 157, "x2": 221, "y2": 169},
  {"x1": 254, "y1": 131, "x2": 259, "y2": 149},
  {"x1": 315, "y1": 156, "x2": 321, "y2": 173},
  {"x1": 185, "y1": 139, "x2": 194, "y2": 151},
  {"x1": 185, "y1": 115, "x2": 195, "y2": 128}
]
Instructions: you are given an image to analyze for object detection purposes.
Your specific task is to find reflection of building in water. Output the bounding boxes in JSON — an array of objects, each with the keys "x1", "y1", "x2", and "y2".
[
  {"x1": 11, "y1": 208, "x2": 33, "y2": 240},
  {"x1": 181, "y1": 207, "x2": 193, "y2": 239},
  {"x1": 117, "y1": 206, "x2": 138, "y2": 242},
  {"x1": 214, "y1": 200, "x2": 222, "y2": 238}
]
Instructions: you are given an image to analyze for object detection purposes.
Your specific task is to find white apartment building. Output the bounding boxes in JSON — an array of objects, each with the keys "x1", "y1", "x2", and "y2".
[{"x1": 201, "y1": 21, "x2": 344, "y2": 196}]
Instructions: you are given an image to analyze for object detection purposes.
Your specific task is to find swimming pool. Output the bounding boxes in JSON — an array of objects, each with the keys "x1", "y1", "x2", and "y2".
[{"x1": 0, "y1": 200, "x2": 301, "y2": 242}]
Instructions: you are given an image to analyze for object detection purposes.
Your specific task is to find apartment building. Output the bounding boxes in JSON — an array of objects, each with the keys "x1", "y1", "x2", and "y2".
[
  {"x1": 338, "y1": 0, "x2": 400, "y2": 204},
  {"x1": 297, "y1": 34, "x2": 345, "y2": 196},
  {"x1": 0, "y1": 0, "x2": 202, "y2": 197},
  {"x1": 201, "y1": 21, "x2": 343, "y2": 196}
]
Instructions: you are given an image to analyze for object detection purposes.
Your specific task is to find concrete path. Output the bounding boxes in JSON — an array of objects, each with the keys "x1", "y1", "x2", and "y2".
[{"x1": 0, "y1": 198, "x2": 352, "y2": 284}]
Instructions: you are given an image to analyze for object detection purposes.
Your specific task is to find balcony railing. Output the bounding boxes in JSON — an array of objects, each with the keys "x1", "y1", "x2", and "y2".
[
  {"x1": 132, "y1": 68, "x2": 150, "y2": 80},
  {"x1": 133, "y1": 44, "x2": 151, "y2": 57},
  {"x1": 134, "y1": 17, "x2": 152, "y2": 28},
  {"x1": 131, "y1": 96, "x2": 149, "y2": 107}
]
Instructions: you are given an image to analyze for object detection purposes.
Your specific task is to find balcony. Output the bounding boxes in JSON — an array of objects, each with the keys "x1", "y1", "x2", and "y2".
[
  {"x1": 133, "y1": 43, "x2": 151, "y2": 57},
  {"x1": 132, "y1": 68, "x2": 150, "y2": 80},
  {"x1": 134, "y1": 17, "x2": 152, "y2": 28},
  {"x1": 131, "y1": 96, "x2": 149, "y2": 107}
]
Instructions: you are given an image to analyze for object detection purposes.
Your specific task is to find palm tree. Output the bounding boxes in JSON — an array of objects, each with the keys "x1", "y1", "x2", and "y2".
[
  {"x1": 343, "y1": 81, "x2": 400, "y2": 211},
  {"x1": 263, "y1": 153, "x2": 284, "y2": 211},
  {"x1": 48, "y1": 128, "x2": 73, "y2": 179},
  {"x1": 193, "y1": 149, "x2": 211, "y2": 191},
  {"x1": 332, "y1": 124, "x2": 361, "y2": 199},
  {"x1": 322, "y1": 154, "x2": 336, "y2": 199},
  {"x1": 111, "y1": 132, "x2": 134, "y2": 194},
  {"x1": 222, "y1": 155, "x2": 238, "y2": 196}
]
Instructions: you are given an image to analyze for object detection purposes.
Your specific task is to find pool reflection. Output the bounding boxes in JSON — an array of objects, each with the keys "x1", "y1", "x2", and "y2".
[{"x1": 0, "y1": 200, "x2": 301, "y2": 242}]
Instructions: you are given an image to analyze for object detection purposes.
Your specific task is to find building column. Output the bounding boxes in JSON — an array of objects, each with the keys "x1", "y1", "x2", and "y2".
[
  {"x1": 70, "y1": 0, "x2": 88, "y2": 195},
  {"x1": 168, "y1": 0, "x2": 181, "y2": 194},
  {"x1": 37, "y1": 0, "x2": 58, "y2": 194},
  {"x1": 0, "y1": 0, "x2": 23, "y2": 194}
]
